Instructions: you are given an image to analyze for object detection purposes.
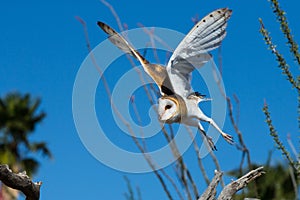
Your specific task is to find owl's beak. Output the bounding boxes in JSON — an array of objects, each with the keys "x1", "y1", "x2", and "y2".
[
  {"x1": 159, "y1": 113, "x2": 165, "y2": 121},
  {"x1": 159, "y1": 116, "x2": 163, "y2": 121},
  {"x1": 158, "y1": 111, "x2": 168, "y2": 122}
]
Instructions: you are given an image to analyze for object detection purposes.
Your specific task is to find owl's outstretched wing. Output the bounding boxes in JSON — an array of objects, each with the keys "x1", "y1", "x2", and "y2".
[
  {"x1": 97, "y1": 22, "x2": 174, "y2": 95},
  {"x1": 166, "y1": 8, "x2": 232, "y2": 98}
]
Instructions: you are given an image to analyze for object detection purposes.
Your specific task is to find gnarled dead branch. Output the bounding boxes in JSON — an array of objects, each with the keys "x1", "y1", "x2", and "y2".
[{"x1": 0, "y1": 164, "x2": 41, "y2": 200}]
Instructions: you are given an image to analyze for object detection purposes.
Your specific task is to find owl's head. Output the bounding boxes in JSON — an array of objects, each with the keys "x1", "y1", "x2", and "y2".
[
  {"x1": 157, "y1": 96, "x2": 183, "y2": 123},
  {"x1": 158, "y1": 96, "x2": 178, "y2": 123}
]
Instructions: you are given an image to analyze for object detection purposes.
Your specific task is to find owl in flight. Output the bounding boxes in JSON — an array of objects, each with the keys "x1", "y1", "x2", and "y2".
[{"x1": 97, "y1": 8, "x2": 233, "y2": 150}]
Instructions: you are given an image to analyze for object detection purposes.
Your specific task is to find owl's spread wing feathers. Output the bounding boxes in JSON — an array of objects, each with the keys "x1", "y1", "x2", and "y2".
[
  {"x1": 97, "y1": 8, "x2": 232, "y2": 97},
  {"x1": 97, "y1": 22, "x2": 172, "y2": 95},
  {"x1": 97, "y1": 22, "x2": 147, "y2": 62},
  {"x1": 166, "y1": 8, "x2": 232, "y2": 98}
]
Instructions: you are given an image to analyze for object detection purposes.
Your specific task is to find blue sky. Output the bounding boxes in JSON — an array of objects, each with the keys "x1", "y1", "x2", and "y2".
[{"x1": 1, "y1": 0, "x2": 299, "y2": 199}]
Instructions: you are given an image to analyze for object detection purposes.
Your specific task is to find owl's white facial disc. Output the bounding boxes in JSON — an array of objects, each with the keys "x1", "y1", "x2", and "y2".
[{"x1": 158, "y1": 97, "x2": 178, "y2": 122}]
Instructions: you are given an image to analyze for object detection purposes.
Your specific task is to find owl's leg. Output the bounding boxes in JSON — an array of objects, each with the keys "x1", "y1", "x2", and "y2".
[
  {"x1": 200, "y1": 115, "x2": 234, "y2": 145},
  {"x1": 198, "y1": 123, "x2": 217, "y2": 151}
]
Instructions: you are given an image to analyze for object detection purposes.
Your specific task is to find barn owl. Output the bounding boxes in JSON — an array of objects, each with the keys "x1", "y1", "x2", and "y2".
[{"x1": 97, "y1": 8, "x2": 233, "y2": 150}]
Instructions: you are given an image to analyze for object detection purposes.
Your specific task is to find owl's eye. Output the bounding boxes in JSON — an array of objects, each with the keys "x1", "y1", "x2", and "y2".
[{"x1": 165, "y1": 105, "x2": 172, "y2": 110}]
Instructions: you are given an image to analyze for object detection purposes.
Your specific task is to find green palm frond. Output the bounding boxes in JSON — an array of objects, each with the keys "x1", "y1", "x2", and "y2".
[{"x1": 0, "y1": 92, "x2": 51, "y2": 176}]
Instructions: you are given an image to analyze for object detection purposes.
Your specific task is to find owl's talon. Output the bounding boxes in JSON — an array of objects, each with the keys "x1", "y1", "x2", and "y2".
[
  {"x1": 206, "y1": 136, "x2": 217, "y2": 151},
  {"x1": 222, "y1": 133, "x2": 234, "y2": 145}
]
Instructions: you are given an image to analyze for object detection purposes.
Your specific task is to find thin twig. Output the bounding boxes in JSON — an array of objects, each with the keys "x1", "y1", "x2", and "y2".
[
  {"x1": 166, "y1": 130, "x2": 193, "y2": 200},
  {"x1": 211, "y1": 61, "x2": 251, "y2": 187},
  {"x1": 298, "y1": 88, "x2": 300, "y2": 131},
  {"x1": 122, "y1": 42, "x2": 157, "y2": 107},
  {"x1": 137, "y1": 26, "x2": 161, "y2": 63},
  {"x1": 162, "y1": 125, "x2": 196, "y2": 200},
  {"x1": 130, "y1": 131, "x2": 174, "y2": 200},
  {"x1": 75, "y1": 16, "x2": 130, "y2": 127},
  {"x1": 100, "y1": 0, "x2": 123, "y2": 31},
  {"x1": 227, "y1": 97, "x2": 252, "y2": 172},
  {"x1": 218, "y1": 46, "x2": 223, "y2": 76},
  {"x1": 130, "y1": 96, "x2": 184, "y2": 200},
  {"x1": 233, "y1": 94, "x2": 240, "y2": 126},
  {"x1": 208, "y1": 149, "x2": 225, "y2": 187},
  {"x1": 185, "y1": 126, "x2": 210, "y2": 185},
  {"x1": 137, "y1": 23, "x2": 174, "y2": 54},
  {"x1": 161, "y1": 124, "x2": 195, "y2": 200},
  {"x1": 211, "y1": 59, "x2": 252, "y2": 174},
  {"x1": 159, "y1": 168, "x2": 185, "y2": 200},
  {"x1": 130, "y1": 96, "x2": 147, "y2": 149}
]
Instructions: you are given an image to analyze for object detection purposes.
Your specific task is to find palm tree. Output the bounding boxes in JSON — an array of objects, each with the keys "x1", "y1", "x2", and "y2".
[{"x1": 0, "y1": 92, "x2": 52, "y2": 199}]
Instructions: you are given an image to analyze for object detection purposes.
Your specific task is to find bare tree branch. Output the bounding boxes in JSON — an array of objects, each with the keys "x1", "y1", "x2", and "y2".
[
  {"x1": 199, "y1": 170, "x2": 223, "y2": 200},
  {"x1": 0, "y1": 164, "x2": 41, "y2": 200},
  {"x1": 217, "y1": 166, "x2": 264, "y2": 200},
  {"x1": 199, "y1": 167, "x2": 264, "y2": 200}
]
